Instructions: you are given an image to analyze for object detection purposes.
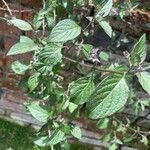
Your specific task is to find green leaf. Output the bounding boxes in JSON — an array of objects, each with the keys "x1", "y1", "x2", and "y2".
[
  {"x1": 130, "y1": 34, "x2": 147, "y2": 66},
  {"x1": 26, "y1": 102, "x2": 51, "y2": 123},
  {"x1": 11, "y1": 61, "x2": 28, "y2": 75},
  {"x1": 70, "y1": 76, "x2": 95, "y2": 104},
  {"x1": 136, "y1": 72, "x2": 150, "y2": 95},
  {"x1": 97, "y1": 19, "x2": 112, "y2": 37},
  {"x1": 71, "y1": 126, "x2": 81, "y2": 140},
  {"x1": 99, "y1": 51, "x2": 109, "y2": 61},
  {"x1": 28, "y1": 72, "x2": 40, "y2": 91},
  {"x1": 68, "y1": 102, "x2": 78, "y2": 113},
  {"x1": 47, "y1": 129, "x2": 65, "y2": 145},
  {"x1": 97, "y1": 118, "x2": 109, "y2": 129},
  {"x1": 39, "y1": 43, "x2": 63, "y2": 69},
  {"x1": 96, "y1": 0, "x2": 113, "y2": 18},
  {"x1": 109, "y1": 143, "x2": 118, "y2": 150},
  {"x1": 34, "y1": 136, "x2": 47, "y2": 147},
  {"x1": 101, "y1": 133, "x2": 112, "y2": 142},
  {"x1": 87, "y1": 75, "x2": 129, "y2": 119},
  {"x1": 140, "y1": 135, "x2": 148, "y2": 146},
  {"x1": 10, "y1": 18, "x2": 32, "y2": 31},
  {"x1": 7, "y1": 36, "x2": 38, "y2": 55},
  {"x1": 49, "y1": 19, "x2": 81, "y2": 42},
  {"x1": 81, "y1": 44, "x2": 94, "y2": 58}
]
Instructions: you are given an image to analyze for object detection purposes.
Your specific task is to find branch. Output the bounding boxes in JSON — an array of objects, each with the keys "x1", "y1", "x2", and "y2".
[
  {"x1": 114, "y1": 117, "x2": 150, "y2": 136},
  {"x1": 63, "y1": 56, "x2": 125, "y2": 75},
  {"x1": 1, "y1": 0, "x2": 12, "y2": 16}
]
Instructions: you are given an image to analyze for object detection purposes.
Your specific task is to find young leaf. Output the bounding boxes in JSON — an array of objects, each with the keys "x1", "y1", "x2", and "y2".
[
  {"x1": 71, "y1": 126, "x2": 82, "y2": 140},
  {"x1": 26, "y1": 102, "x2": 51, "y2": 123},
  {"x1": 130, "y1": 34, "x2": 147, "y2": 66},
  {"x1": 97, "y1": 19, "x2": 112, "y2": 38},
  {"x1": 47, "y1": 129, "x2": 65, "y2": 145},
  {"x1": 87, "y1": 75, "x2": 129, "y2": 119},
  {"x1": 99, "y1": 51, "x2": 109, "y2": 61},
  {"x1": 39, "y1": 43, "x2": 63, "y2": 69},
  {"x1": 70, "y1": 76, "x2": 95, "y2": 104},
  {"x1": 34, "y1": 136, "x2": 48, "y2": 147},
  {"x1": 68, "y1": 102, "x2": 78, "y2": 113},
  {"x1": 97, "y1": 118, "x2": 109, "y2": 129},
  {"x1": 96, "y1": 0, "x2": 113, "y2": 18},
  {"x1": 11, "y1": 61, "x2": 28, "y2": 75},
  {"x1": 7, "y1": 36, "x2": 38, "y2": 55},
  {"x1": 28, "y1": 72, "x2": 40, "y2": 91},
  {"x1": 109, "y1": 143, "x2": 118, "y2": 150},
  {"x1": 140, "y1": 135, "x2": 148, "y2": 146},
  {"x1": 81, "y1": 44, "x2": 94, "y2": 58},
  {"x1": 136, "y1": 72, "x2": 150, "y2": 95},
  {"x1": 9, "y1": 18, "x2": 32, "y2": 31},
  {"x1": 49, "y1": 19, "x2": 81, "y2": 42}
]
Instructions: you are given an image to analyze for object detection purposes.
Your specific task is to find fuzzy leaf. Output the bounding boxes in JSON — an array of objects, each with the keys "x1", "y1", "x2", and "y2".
[
  {"x1": 70, "y1": 76, "x2": 95, "y2": 104},
  {"x1": 71, "y1": 126, "x2": 81, "y2": 140},
  {"x1": 87, "y1": 75, "x2": 129, "y2": 119},
  {"x1": 11, "y1": 61, "x2": 28, "y2": 75},
  {"x1": 97, "y1": 20, "x2": 112, "y2": 37},
  {"x1": 7, "y1": 36, "x2": 38, "y2": 55},
  {"x1": 47, "y1": 129, "x2": 65, "y2": 145},
  {"x1": 136, "y1": 72, "x2": 150, "y2": 95},
  {"x1": 130, "y1": 34, "x2": 147, "y2": 66},
  {"x1": 49, "y1": 19, "x2": 81, "y2": 42},
  {"x1": 28, "y1": 72, "x2": 40, "y2": 91},
  {"x1": 26, "y1": 102, "x2": 51, "y2": 123},
  {"x1": 39, "y1": 43, "x2": 63, "y2": 69},
  {"x1": 10, "y1": 18, "x2": 32, "y2": 31},
  {"x1": 96, "y1": 0, "x2": 113, "y2": 17}
]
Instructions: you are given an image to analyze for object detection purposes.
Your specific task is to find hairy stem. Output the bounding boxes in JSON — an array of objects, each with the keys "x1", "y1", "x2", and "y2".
[{"x1": 63, "y1": 56, "x2": 125, "y2": 75}]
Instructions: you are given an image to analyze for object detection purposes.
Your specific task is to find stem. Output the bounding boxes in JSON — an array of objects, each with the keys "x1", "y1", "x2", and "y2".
[
  {"x1": 2, "y1": 0, "x2": 12, "y2": 16},
  {"x1": 48, "y1": 128, "x2": 54, "y2": 150},
  {"x1": 63, "y1": 56, "x2": 125, "y2": 75},
  {"x1": 114, "y1": 117, "x2": 150, "y2": 136}
]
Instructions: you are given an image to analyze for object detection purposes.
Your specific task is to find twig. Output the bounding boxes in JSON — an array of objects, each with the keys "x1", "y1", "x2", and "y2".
[
  {"x1": 114, "y1": 117, "x2": 150, "y2": 136},
  {"x1": 1, "y1": 0, "x2": 12, "y2": 16},
  {"x1": 0, "y1": 7, "x2": 32, "y2": 13},
  {"x1": 63, "y1": 56, "x2": 125, "y2": 75}
]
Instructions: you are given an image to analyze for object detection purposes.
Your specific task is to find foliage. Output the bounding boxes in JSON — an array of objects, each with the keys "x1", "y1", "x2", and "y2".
[{"x1": 5, "y1": 0, "x2": 150, "y2": 149}]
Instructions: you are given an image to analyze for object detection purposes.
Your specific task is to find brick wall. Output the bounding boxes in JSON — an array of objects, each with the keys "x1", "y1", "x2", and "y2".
[{"x1": 0, "y1": 2, "x2": 149, "y2": 150}]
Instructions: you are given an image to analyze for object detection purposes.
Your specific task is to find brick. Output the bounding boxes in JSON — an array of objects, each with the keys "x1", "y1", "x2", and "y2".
[
  {"x1": 3, "y1": 37, "x2": 18, "y2": 53},
  {"x1": 5, "y1": 91, "x2": 27, "y2": 103},
  {"x1": 0, "y1": 21, "x2": 21, "y2": 38},
  {"x1": 0, "y1": 53, "x2": 6, "y2": 67},
  {"x1": 5, "y1": 53, "x2": 32, "y2": 69},
  {"x1": 0, "y1": 108, "x2": 5, "y2": 115},
  {"x1": 0, "y1": 99, "x2": 26, "y2": 113},
  {"x1": 10, "y1": 112, "x2": 43, "y2": 125},
  {"x1": 1, "y1": 80, "x2": 21, "y2": 91},
  {"x1": 7, "y1": 72, "x2": 21, "y2": 81}
]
